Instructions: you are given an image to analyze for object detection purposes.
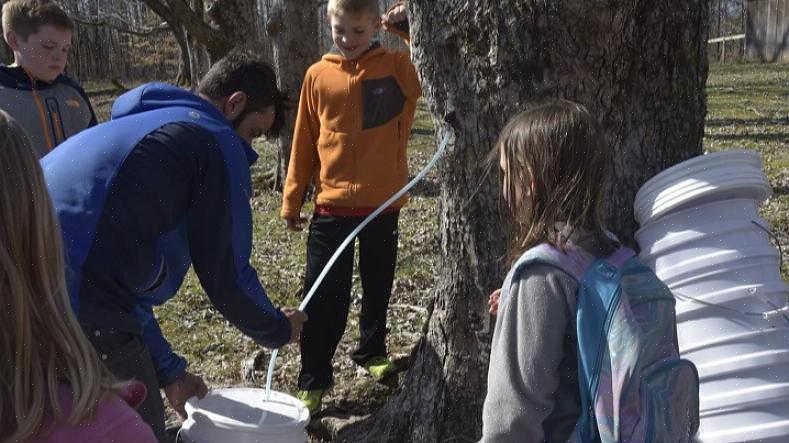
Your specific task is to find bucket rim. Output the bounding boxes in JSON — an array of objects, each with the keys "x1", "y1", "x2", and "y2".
[
  {"x1": 635, "y1": 197, "x2": 761, "y2": 234},
  {"x1": 633, "y1": 150, "x2": 770, "y2": 224},
  {"x1": 680, "y1": 326, "x2": 789, "y2": 354},
  {"x1": 184, "y1": 388, "x2": 310, "y2": 433},
  {"x1": 636, "y1": 218, "x2": 772, "y2": 259},
  {"x1": 635, "y1": 150, "x2": 761, "y2": 202},
  {"x1": 635, "y1": 176, "x2": 771, "y2": 224}
]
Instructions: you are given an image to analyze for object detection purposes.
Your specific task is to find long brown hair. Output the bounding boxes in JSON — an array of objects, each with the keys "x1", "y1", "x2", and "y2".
[
  {"x1": 0, "y1": 110, "x2": 116, "y2": 442},
  {"x1": 494, "y1": 99, "x2": 617, "y2": 262}
]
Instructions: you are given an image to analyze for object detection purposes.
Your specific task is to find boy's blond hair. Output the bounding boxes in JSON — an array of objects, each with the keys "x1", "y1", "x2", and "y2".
[
  {"x1": 327, "y1": 0, "x2": 380, "y2": 17},
  {"x1": 2, "y1": 0, "x2": 73, "y2": 41}
]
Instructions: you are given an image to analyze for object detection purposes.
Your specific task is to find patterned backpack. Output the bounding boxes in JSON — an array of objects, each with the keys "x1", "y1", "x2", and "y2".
[{"x1": 502, "y1": 243, "x2": 700, "y2": 442}]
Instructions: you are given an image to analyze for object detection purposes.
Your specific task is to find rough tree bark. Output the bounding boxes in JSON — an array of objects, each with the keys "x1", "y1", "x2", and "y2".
[
  {"x1": 172, "y1": 26, "x2": 192, "y2": 85},
  {"x1": 139, "y1": 0, "x2": 258, "y2": 85},
  {"x1": 0, "y1": 0, "x2": 11, "y2": 64},
  {"x1": 338, "y1": 1, "x2": 708, "y2": 441},
  {"x1": 265, "y1": 0, "x2": 320, "y2": 189},
  {"x1": 0, "y1": 38, "x2": 10, "y2": 66},
  {"x1": 0, "y1": 41, "x2": 10, "y2": 65}
]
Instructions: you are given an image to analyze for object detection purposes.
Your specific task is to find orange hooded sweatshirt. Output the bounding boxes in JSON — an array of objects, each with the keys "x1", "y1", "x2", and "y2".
[{"x1": 280, "y1": 37, "x2": 421, "y2": 219}]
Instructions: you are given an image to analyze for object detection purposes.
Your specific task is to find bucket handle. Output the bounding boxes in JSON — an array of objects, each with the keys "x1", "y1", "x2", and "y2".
[
  {"x1": 750, "y1": 220, "x2": 789, "y2": 320},
  {"x1": 673, "y1": 220, "x2": 788, "y2": 323},
  {"x1": 673, "y1": 289, "x2": 789, "y2": 322},
  {"x1": 672, "y1": 290, "x2": 765, "y2": 317},
  {"x1": 751, "y1": 220, "x2": 784, "y2": 272}
]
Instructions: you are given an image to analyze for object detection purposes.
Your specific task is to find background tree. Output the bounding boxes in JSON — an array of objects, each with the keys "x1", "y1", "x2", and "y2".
[
  {"x1": 338, "y1": 1, "x2": 709, "y2": 441},
  {"x1": 0, "y1": 0, "x2": 11, "y2": 64},
  {"x1": 263, "y1": 0, "x2": 319, "y2": 189},
  {"x1": 137, "y1": 0, "x2": 258, "y2": 85}
]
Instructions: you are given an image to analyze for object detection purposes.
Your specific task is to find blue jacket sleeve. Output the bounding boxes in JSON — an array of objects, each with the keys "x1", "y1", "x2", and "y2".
[
  {"x1": 134, "y1": 301, "x2": 187, "y2": 387},
  {"x1": 181, "y1": 126, "x2": 291, "y2": 349}
]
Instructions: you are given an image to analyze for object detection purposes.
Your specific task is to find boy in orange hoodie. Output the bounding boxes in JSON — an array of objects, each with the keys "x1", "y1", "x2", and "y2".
[{"x1": 281, "y1": 0, "x2": 420, "y2": 412}]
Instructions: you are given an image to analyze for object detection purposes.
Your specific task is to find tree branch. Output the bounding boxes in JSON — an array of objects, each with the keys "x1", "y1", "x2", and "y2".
[
  {"x1": 164, "y1": 0, "x2": 231, "y2": 57},
  {"x1": 70, "y1": 13, "x2": 170, "y2": 37},
  {"x1": 138, "y1": 0, "x2": 231, "y2": 58}
]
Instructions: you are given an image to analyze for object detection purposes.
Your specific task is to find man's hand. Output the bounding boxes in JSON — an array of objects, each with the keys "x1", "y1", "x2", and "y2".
[
  {"x1": 283, "y1": 308, "x2": 308, "y2": 343},
  {"x1": 164, "y1": 371, "x2": 209, "y2": 420},
  {"x1": 382, "y1": 1, "x2": 407, "y2": 26},
  {"x1": 488, "y1": 288, "x2": 502, "y2": 316},
  {"x1": 285, "y1": 215, "x2": 307, "y2": 232}
]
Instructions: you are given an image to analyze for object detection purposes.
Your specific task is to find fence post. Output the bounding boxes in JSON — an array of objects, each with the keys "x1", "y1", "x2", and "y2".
[
  {"x1": 708, "y1": 34, "x2": 745, "y2": 64},
  {"x1": 722, "y1": 41, "x2": 726, "y2": 63}
]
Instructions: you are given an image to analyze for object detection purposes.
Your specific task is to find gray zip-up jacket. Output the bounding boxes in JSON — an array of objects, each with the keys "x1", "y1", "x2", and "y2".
[
  {"x1": 0, "y1": 65, "x2": 96, "y2": 157},
  {"x1": 480, "y1": 262, "x2": 581, "y2": 443}
]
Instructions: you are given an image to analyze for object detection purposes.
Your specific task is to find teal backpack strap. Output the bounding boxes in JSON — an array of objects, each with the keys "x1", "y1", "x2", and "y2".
[{"x1": 499, "y1": 243, "x2": 594, "y2": 310}]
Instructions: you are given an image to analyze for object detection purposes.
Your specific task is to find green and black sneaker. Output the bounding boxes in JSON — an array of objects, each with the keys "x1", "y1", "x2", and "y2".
[
  {"x1": 296, "y1": 389, "x2": 325, "y2": 414},
  {"x1": 363, "y1": 356, "x2": 397, "y2": 382}
]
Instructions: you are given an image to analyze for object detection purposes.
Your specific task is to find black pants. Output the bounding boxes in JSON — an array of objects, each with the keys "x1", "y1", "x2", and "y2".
[
  {"x1": 83, "y1": 327, "x2": 169, "y2": 443},
  {"x1": 298, "y1": 212, "x2": 399, "y2": 390}
]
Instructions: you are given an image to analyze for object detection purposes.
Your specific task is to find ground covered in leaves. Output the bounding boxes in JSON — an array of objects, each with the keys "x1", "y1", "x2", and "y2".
[{"x1": 84, "y1": 62, "x2": 788, "y2": 440}]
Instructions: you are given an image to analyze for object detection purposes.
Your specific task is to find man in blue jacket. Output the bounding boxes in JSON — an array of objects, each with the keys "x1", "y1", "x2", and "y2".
[{"x1": 41, "y1": 51, "x2": 307, "y2": 442}]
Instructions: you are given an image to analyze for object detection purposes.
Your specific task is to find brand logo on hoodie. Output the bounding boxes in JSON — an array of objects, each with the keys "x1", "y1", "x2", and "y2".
[
  {"x1": 65, "y1": 98, "x2": 81, "y2": 108},
  {"x1": 373, "y1": 87, "x2": 386, "y2": 95}
]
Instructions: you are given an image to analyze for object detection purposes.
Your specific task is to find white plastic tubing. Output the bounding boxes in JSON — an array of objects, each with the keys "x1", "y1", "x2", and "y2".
[{"x1": 264, "y1": 120, "x2": 456, "y2": 401}]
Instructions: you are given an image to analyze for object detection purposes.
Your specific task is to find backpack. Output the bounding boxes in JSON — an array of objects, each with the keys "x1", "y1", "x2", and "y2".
[{"x1": 503, "y1": 243, "x2": 700, "y2": 442}]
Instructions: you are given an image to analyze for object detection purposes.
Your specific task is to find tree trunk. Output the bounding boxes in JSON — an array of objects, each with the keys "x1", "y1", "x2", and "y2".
[
  {"x1": 338, "y1": 1, "x2": 708, "y2": 441},
  {"x1": 139, "y1": 0, "x2": 259, "y2": 85},
  {"x1": 173, "y1": 26, "x2": 192, "y2": 86},
  {"x1": 0, "y1": 0, "x2": 10, "y2": 64},
  {"x1": 266, "y1": 0, "x2": 320, "y2": 190},
  {"x1": 0, "y1": 37, "x2": 10, "y2": 66}
]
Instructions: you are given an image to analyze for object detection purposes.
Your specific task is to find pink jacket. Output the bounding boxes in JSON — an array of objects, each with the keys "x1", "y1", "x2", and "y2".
[{"x1": 28, "y1": 381, "x2": 157, "y2": 443}]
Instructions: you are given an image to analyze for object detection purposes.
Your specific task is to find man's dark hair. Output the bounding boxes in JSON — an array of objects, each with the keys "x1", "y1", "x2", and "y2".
[{"x1": 197, "y1": 51, "x2": 287, "y2": 138}]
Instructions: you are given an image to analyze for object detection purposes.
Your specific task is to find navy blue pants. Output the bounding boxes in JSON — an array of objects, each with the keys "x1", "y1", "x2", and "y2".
[{"x1": 298, "y1": 212, "x2": 399, "y2": 390}]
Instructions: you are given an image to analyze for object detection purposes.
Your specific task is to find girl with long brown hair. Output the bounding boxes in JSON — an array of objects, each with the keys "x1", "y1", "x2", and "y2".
[
  {"x1": 0, "y1": 110, "x2": 155, "y2": 442},
  {"x1": 480, "y1": 100, "x2": 618, "y2": 442}
]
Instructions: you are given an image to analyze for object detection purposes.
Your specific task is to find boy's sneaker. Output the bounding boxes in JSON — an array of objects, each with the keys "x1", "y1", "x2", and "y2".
[
  {"x1": 363, "y1": 356, "x2": 397, "y2": 381},
  {"x1": 296, "y1": 389, "x2": 325, "y2": 413}
]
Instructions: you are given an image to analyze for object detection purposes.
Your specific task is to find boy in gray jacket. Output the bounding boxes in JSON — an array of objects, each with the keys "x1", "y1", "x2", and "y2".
[{"x1": 1, "y1": 0, "x2": 95, "y2": 157}]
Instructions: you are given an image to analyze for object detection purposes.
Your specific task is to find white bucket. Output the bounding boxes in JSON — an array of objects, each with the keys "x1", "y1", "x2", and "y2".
[
  {"x1": 635, "y1": 198, "x2": 765, "y2": 264},
  {"x1": 633, "y1": 150, "x2": 772, "y2": 225},
  {"x1": 180, "y1": 389, "x2": 309, "y2": 443},
  {"x1": 633, "y1": 150, "x2": 789, "y2": 443}
]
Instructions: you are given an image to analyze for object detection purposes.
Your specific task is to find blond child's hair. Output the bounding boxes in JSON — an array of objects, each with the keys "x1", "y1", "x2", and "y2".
[
  {"x1": 2, "y1": 0, "x2": 73, "y2": 42},
  {"x1": 327, "y1": 0, "x2": 380, "y2": 17},
  {"x1": 494, "y1": 99, "x2": 617, "y2": 262},
  {"x1": 0, "y1": 110, "x2": 117, "y2": 442}
]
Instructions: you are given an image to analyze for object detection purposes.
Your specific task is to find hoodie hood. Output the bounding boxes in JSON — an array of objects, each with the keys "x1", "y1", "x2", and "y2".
[
  {"x1": 111, "y1": 83, "x2": 227, "y2": 121},
  {"x1": 322, "y1": 41, "x2": 385, "y2": 65},
  {"x1": 0, "y1": 64, "x2": 69, "y2": 90},
  {"x1": 112, "y1": 83, "x2": 259, "y2": 165}
]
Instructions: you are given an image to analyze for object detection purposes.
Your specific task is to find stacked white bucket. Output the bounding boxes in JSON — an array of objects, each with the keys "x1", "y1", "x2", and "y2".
[{"x1": 634, "y1": 150, "x2": 789, "y2": 443}]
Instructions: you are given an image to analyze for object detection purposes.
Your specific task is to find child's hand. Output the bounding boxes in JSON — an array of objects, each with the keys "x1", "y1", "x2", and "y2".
[
  {"x1": 488, "y1": 288, "x2": 502, "y2": 315},
  {"x1": 382, "y1": 2, "x2": 407, "y2": 26},
  {"x1": 285, "y1": 215, "x2": 307, "y2": 232}
]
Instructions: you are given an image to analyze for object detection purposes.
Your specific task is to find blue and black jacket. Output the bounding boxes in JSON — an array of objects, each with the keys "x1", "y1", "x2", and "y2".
[{"x1": 41, "y1": 83, "x2": 291, "y2": 385}]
